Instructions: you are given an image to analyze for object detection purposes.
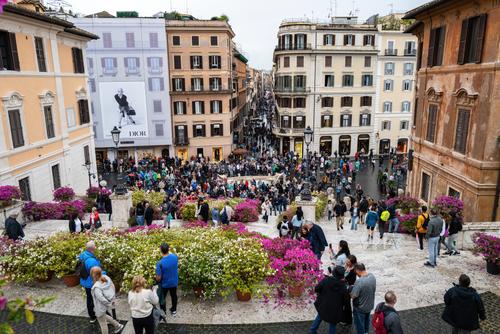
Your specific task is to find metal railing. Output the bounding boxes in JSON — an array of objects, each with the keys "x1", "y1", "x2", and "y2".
[
  {"x1": 404, "y1": 49, "x2": 417, "y2": 56},
  {"x1": 385, "y1": 49, "x2": 398, "y2": 56},
  {"x1": 174, "y1": 137, "x2": 189, "y2": 146},
  {"x1": 274, "y1": 43, "x2": 312, "y2": 51}
]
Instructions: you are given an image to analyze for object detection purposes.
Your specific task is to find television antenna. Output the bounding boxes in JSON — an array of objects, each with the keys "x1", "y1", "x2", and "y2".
[{"x1": 45, "y1": 0, "x2": 72, "y2": 11}]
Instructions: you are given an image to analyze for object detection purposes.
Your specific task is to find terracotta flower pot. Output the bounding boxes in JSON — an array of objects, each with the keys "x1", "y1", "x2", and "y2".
[
  {"x1": 486, "y1": 261, "x2": 499, "y2": 275},
  {"x1": 236, "y1": 289, "x2": 251, "y2": 302},
  {"x1": 193, "y1": 287, "x2": 204, "y2": 298},
  {"x1": 288, "y1": 284, "x2": 304, "y2": 298},
  {"x1": 36, "y1": 271, "x2": 54, "y2": 283},
  {"x1": 62, "y1": 274, "x2": 80, "y2": 287}
]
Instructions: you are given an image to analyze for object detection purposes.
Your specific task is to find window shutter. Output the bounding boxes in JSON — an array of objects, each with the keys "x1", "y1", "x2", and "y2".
[
  {"x1": 220, "y1": 124, "x2": 224, "y2": 136},
  {"x1": 436, "y1": 27, "x2": 446, "y2": 66},
  {"x1": 159, "y1": 79, "x2": 164, "y2": 91},
  {"x1": 370, "y1": 35, "x2": 375, "y2": 46},
  {"x1": 201, "y1": 101, "x2": 205, "y2": 114},
  {"x1": 148, "y1": 57, "x2": 152, "y2": 67},
  {"x1": 352, "y1": 35, "x2": 355, "y2": 45},
  {"x1": 190, "y1": 56, "x2": 194, "y2": 69},
  {"x1": 136, "y1": 57, "x2": 140, "y2": 67},
  {"x1": 148, "y1": 78, "x2": 152, "y2": 91},
  {"x1": 181, "y1": 78, "x2": 185, "y2": 90},
  {"x1": 124, "y1": 58, "x2": 128, "y2": 67},
  {"x1": 113, "y1": 58, "x2": 117, "y2": 67},
  {"x1": 8, "y1": 33, "x2": 20, "y2": 71},
  {"x1": 343, "y1": 35, "x2": 348, "y2": 45},
  {"x1": 455, "y1": 109, "x2": 470, "y2": 153},
  {"x1": 101, "y1": 57, "x2": 105, "y2": 67},
  {"x1": 323, "y1": 35, "x2": 327, "y2": 45},
  {"x1": 474, "y1": 14, "x2": 487, "y2": 63},
  {"x1": 363, "y1": 35, "x2": 367, "y2": 45},
  {"x1": 72, "y1": 48, "x2": 78, "y2": 72},
  {"x1": 199, "y1": 56, "x2": 203, "y2": 69},
  {"x1": 171, "y1": 78, "x2": 175, "y2": 89},
  {"x1": 427, "y1": 28, "x2": 436, "y2": 67},
  {"x1": 304, "y1": 34, "x2": 307, "y2": 47},
  {"x1": 457, "y1": 19, "x2": 468, "y2": 65}
]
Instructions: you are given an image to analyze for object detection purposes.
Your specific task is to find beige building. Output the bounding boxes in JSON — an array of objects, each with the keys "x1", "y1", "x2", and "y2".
[
  {"x1": 0, "y1": 1, "x2": 98, "y2": 200},
  {"x1": 166, "y1": 19, "x2": 236, "y2": 161}
]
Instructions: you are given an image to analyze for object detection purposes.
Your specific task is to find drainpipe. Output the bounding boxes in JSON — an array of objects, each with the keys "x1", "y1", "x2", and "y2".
[{"x1": 492, "y1": 137, "x2": 500, "y2": 221}]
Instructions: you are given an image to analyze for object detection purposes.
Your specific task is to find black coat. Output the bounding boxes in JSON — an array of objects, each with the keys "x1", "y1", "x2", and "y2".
[
  {"x1": 144, "y1": 207, "x2": 154, "y2": 223},
  {"x1": 200, "y1": 203, "x2": 210, "y2": 220},
  {"x1": 104, "y1": 197, "x2": 112, "y2": 214},
  {"x1": 309, "y1": 224, "x2": 328, "y2": 254},
  {"x1": 442, "y1": 286, "x2": 486, "y2": 330},
  {"x1": 5, "y1": 217, "x2": 24, "y2": 241},
  {"x1": 314, "y1": 276, "x2": 349, "y2": 324},
  {"x1": 69, "y1": 218, "x2": 84, "y2": 233}
]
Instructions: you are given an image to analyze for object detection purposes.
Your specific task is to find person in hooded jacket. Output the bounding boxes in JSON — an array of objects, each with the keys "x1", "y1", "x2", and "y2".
[
  {"x1": 309, "y1": 266, "x2": 349, "y2": 334},
  {"x1": 442, "y1": 274, "x2": 486, "y2": 334},
  {"x1": 374, "y1": 291, "x2": 403, "y2": 334}
]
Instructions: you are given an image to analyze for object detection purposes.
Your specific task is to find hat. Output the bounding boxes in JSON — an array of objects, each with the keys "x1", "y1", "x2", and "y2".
[{"x1": 333, "y1": 266, "x2": 346, "y2": 279}]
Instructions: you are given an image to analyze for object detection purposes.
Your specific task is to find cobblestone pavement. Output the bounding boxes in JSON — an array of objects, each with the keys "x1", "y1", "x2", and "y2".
[{"x1": 4, "y1": 292, "x2": 498, "y2": 334}]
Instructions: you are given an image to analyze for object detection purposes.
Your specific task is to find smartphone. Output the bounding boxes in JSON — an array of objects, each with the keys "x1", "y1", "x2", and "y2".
[{"x1": 329, "y1": 243, "x2": 333, "y2": 250}]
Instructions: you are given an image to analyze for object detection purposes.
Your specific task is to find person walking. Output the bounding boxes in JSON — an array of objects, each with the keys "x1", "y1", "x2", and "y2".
[
  {"x1": 350, "y1": 202, "x2": 360, "y2": 231},
  {"x1": 442, "y1": 274, "x2": 486, "y2": 334},
  {"x1": 304, "y1": 221, "x2": 328, "y2": 260},
  {"x1": 359, "y1": 196, "x2": 368, "y2": 225},
  {"x1": 5, "y1": 212, "x2": 24, "y2": 241},
  {"x1": 309, "y1": 266, "x2": 350, "y2": 334},
  {"x1": 104, "y1": 196, "x2": 113, "y2": 221},
  {"x1": 79, "y1": 241, "x2": 102, "y2": 323},
  {"x1": 327, "y1": 200, "x2": 334, "y2": 222},
  {"x1": 373, "y1": 291, "x2": 403, "y2": 334},
  {"x1": 69, "y1": 213, "x2": 84, "y2": 233},
  {"x1": 155, "y1": 243, "x2": 179, "y2": 316},
  {"x1": 378, "y1": 202, "x2": 389, "y2": 239},
  {"x1": 387, "y1": 204, "x2": 400, "y2": 233},
  {"x1": 424, "y1": 209, "x2": 443, "y2": 268},
  {"x1": 291, "y1": 207, "x2": 304, "y2": 239},
  {"x1": 128, "y1": 275, "x2": 159, "y2": 334},
  {"x1": 144, "y1": 202, "x2": 154, "y2": 226},
  {"x1": 90, "y1": 267, "x2": 124, "y2": 334},
  {"x1": 445, "y1": 212, "x2": 462, "y2": 256},
  {"x1": 416, "y1": 206, "x2": 429, "y2": 251},
  {"x1": 350, "y1": 263, "x2": 376, "y2": 334},
  {"x1": 262, "y1": 199, "x2": 271, "y2": 223},
  {"x1": 211, "y1": 206, "x2": 220, "y2": 227},
  {"x1": 334, "y1": 201, "x2": 344, "y2": 231},
  {"x1": 135, "y1": 202, "x2": 145, "y2": 226},
  {"x1": 364, "y1": 204, "x2": 379, "y2": 240}
]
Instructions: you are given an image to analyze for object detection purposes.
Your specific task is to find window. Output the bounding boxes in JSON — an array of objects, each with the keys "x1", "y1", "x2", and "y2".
[
  {"x1": 454, "y1": 108, "x2": 470, "y2": 154},
  {"x1": 83, "y1": 145, "x2": 90, "y2": 164},
  {"x1": 283, "y1": 56, "x2": 290, "y2": 67},
  {"x1": 210, "y1": 100, "x2": 222, "y2": 114},
  {"x1": 148, "y1": 78, "x2": 164, "y2": 91},
  {"x1": 209, "y1": 55, "x2": 221, "y2": 69},
  {"x1": 458, "y1": 14, "x2": 487, "y2": 64},
  {"x1": 153, "y1": 100, "x2": 162, "y2": 113},
  {"x1": 278, "y1": 97, "x2": 291, "y2": 108},
  {"x1": 421, "y1": 172, "x2": 431, "y2": 202},
  {"x1": 293, "y1": 116, "x2": 305, "y2": 128},
  {"x1": 341, "y1": 96, "x2": 353, "y2": 107},
  {"x1": 384, "y1": 79, "x2": 393, "y2": 91},
  {"x1": 360, "y1": 114, "x2": 371, "y2": 126},
  {"x1": 43, "y1": 106, "x2": 55, "y2": 139},
  {"x1": 323, "y1": 34, "x2": 335, "y2": 45},
  {"x1": 72, "y1": 48, "x2": 84, "y2": 73},
  {"x1": 383, "y1": 102, "x2": 392, "y2": 113},
  {"x1": 321, "y1": 97, "x2": 333, "y2": 108},
  {"x1": 382, "y1": 121, "x2": 391, "y2": 130},
  {"x1": 362, "y1": 74, "x2": 373, "y2": 86},
  {"x1": 342, "y1": 74, "x2": 353, "y2": 87},
  {"x1": 402, "y1": 80, "x2": 412, "y2": 91},
  {"x1": 190, "y1": 55, "x2": 203, "y2": 69},
  {"x1": 282, "y1": 76, "x2": 292, "y2": 89},
  {"x1": 426, "y1": 104, "x2": 438, "y2": 142},
  {"x1": 208, "y1": 35, "x2": 218, "y2": 46},
  {"x1": 34, "y1": 37, "x2": 46, "y2": 72},
  {"x1": 324, "y1": 75, "x2": 334, "y2": 87},
  {"x1": 173, "y1": 101, "x2": 186, "y2": 115},
  {"x1": 428, "y1": 26, "x2": 446, "y2": 67},
  {"x1": 340, "y1": 114, "x2": 352, "y2": 127},
  {"x1": 191, "y1": 78, "x2": 204, "y2": 91},
  {"x1": 173, "y1": 78, "x2": 185, "y2": 91},
  {"x1": 293, "y1": 98, "x2": 306, "y2": 108},
  {"x1": 281, "y1": 116, "x2": 291, "y2": 128},
  {"x1": 404, "y1": 41, "x2": 416, "y2": 55},
  {"x1": 295, "y1": 34, "x2": 307, "y2": 49},
  {"x1": 8, "y1": 109, "x2": 24, "y2": 148},
  {"x1": 78, "y1": 100, "x2": 90, "y2": 125},
  {"x1": 404, "y1": 62, "x2": 414, "y2": 75},
  {"x1": 149, "y1": 32, "x2": 158, "y2": 48},
  {"x1": 325, "y1": 56, "x2": 332, "y2": 67},
  {"x1": 18, "y1": 177, "x2": 31, "y2": 201},
  {"x1": 148, "y1": 57, "x2": 162, "y2": 73},
  {"x1": 125, "y1": 32, "x2": 135, "y2": 48},
  {"x1": 294, "y1": 75, "x2": 306, "y2": 90},
  {"x1": 360, "y1": 96, "x2": 372, "y2": 107},
  {"x1": 193, "y1": 124, "x2": 206, "y2": 137},
  {"x1": 51, "y1": 164, "x2": 61, "y2": 189},
  {"x1": 102, "y1": 33, "x2": 112, "y2": 48},
  {"x1": 296, "y1": 56, "x2": 304, "y2": 67},
  {"x1": 89, "y1": 78, "x2": 96, "y2": 92},
  {"x1": 321, "y1": 115, "x2": 333, "y2": 127},
  {"x1": 192, "y1": 36, "x2": 199, "y2": 46},
  {"x1": 400, "y1": 120, "x2": 409, "y2": 130},
  {"x1": 402, "y1": 101, "x2": 411, "y2": 112},
  {"x1": 282, "y1": 34, "x2": 292, "y2": 49},
  {"x1": 192, "y1": 101, "x2": 205, "y2": 115},
  {"x1": 155, "y1": 123, "x2": 164, "y2": 136},
  {"x1": 172, "y1": 35, "x2": 180, "y2": 46},
  {"x1": 209, "y1": 77, "x2": 222, "y2": 91},
  {"x1": 345, "y1": 56, "x2": 352, "y2": 67},
  {"x1": 448, "y1": 187, "x2": 461, "y2": 199},
  {"x1": 101, "y1": 57, "x2": 117, "y2": 74},
  {"x1": 364, "y1": 56, "x2": 371, "y2": 67},
  {"x1": 175, "y1": 125, "x2": 187, "y2": 144},
  {"x1": 384, "y1": 62, "x2": 394, "y2": 75},
  {"x1": 124, "y1": 57, "x2": 140, "y2": 74},
  {"x1": 211, "y1": 123, "x2": 223, "y2": 136},
  {"x1": 343, "y1": 34, "x2": 355, "y2": 46},
  {"x1": 363, "y1": 34, "x2": 375, "y2": 46},
  {"x1": 0, "y1": 31, "x2": 20, "y2": 71}
]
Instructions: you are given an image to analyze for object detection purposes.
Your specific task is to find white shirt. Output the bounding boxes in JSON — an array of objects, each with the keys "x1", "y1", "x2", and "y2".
[
  {"x1": 128, "y1": 288, "x2": 159, "y2": 318},
  {"x1": 75, "y1": 217, "x2": 82, "y2": 233}
]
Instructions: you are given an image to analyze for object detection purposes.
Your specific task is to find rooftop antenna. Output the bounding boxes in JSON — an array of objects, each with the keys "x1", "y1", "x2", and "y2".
[
  {"x1": 185, "y1": 0, "x2": 189, "y2": 14},
  {"x1": 328, "y1": 0, "x2": 333, "y2": 18},
  {"x1": 389, "y1": 3, "x2": 394, "y2": 14}
]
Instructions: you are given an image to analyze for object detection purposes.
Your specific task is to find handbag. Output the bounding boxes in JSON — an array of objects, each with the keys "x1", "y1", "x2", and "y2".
[
  {"x1": 95, "y1": 218, "x2": 102, "y2": 229},
  {"x1": 127, "y1": 107, "x2": 136, "y2": 116}
]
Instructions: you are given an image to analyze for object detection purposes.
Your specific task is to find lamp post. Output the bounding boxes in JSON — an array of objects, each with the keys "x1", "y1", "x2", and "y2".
[
  {"x1": 110, "y1": 126, "x2": 127, "y2": 195},
  {"x1": 83, "y1": 161, "x2": 94, "y2": 189},
  {"x1": 300, "y1": 126, "x2": 314, "y2": 201}
]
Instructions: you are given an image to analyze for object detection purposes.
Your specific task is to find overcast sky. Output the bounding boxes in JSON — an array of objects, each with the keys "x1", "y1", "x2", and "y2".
[{"x1": 67, "y1": 0, "x2": 428, "y2": 69}]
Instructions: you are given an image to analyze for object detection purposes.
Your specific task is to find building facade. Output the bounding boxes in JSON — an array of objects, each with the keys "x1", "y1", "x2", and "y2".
[
  {"x1": 71, "y1": 16, "x2": 173, "y2": 165},
  {"x1": 404, "y1": 0, "x2": 500, "y2": 222},
  {"x1": 232, "y1": 50, "x2": 252, "y2": 145},
  {"x1": 0, "y1": 2, "x2": 98, "y2": 200},
  {"x1": 166, "y1": 19, "x2": 236, "y2": 161}
]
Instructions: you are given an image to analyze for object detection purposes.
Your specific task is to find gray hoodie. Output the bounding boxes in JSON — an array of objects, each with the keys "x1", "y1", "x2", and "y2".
[
  {"x1": 91, "y1": 275, "x2": 116, "y2": 317},
  {"x1": 426, "y1": 216, "x2": 443, "y2": 238}
]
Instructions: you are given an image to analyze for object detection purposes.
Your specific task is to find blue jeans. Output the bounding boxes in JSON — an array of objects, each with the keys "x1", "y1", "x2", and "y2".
[
  {"x1": 388, "y1": 217, "x2": 400, "y2": 233},
  {"x1": 351, "y1": 216, "x2": 359, "y2": 230},
  {"x1": 353, "y1": 309, "x2": 370, "y2": 334},
  {"x1": 136, "y1": 215, "x2": 145, "y2": 226},
  {"x1": 428, "y1": 236, "x2": 440, "y2": 266},
  {"x1": 309, "y1": 314, "x2": 337, "y2": 334}
]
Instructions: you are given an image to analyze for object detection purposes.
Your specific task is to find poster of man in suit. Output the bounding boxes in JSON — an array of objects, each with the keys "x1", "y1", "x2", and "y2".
[{"x1": 99, "y1": 82, "x2": 148, "y2": 138}]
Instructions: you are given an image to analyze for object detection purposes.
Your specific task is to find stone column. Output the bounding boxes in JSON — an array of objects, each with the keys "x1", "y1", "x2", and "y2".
[
  {"x1": 295, "y1": 197, "x2": 318, "y2": 223},
  {"x1": 110, "y1": 192, "x2": 132, "y2": 229}
]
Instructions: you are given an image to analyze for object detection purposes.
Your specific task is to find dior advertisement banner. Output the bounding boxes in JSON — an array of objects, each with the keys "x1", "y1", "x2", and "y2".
[{"x1": 99, "y1": 81, "x2": 148, "y2": 138}]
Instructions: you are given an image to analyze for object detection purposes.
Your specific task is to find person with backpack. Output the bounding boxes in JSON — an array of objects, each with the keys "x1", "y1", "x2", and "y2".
[
  {"x1": 387, "y1": 204, "x2": 399, "y2": 233},
  {"x1": 277, "y1": 215, "x2": 292, "y2": 238},
  {"x1": 350, "y1": 263, "x2": 376, "y2": 334},
  {"x1": 219, "y1": 201, "x2": 232, "y2": 225},
  {"x1": 416, "y1": 206, "x2": 429, "y2": 251},
  {"x1": 90, "y1": 267, "x2": 124, "y2": 334},
  {"x1": 445, "y1": 212, "x2": 462, "y2": 256},
  {"x1": 378, "y1": 202, "x2": 390, "y2": 239},
  {"x1": 365, "y1": 204, "x2": 379, "y2": 241},
  {"x1": 425, "y1": 209, "x2": 443, "y2": 268},
  {"x1": 291, "y1": 207, "x2": 304, "y2": 240},
  {"x1": 211, "y1": 206, "x2": 220, "y2": 227},
  {"x1": 372, "y1": 291, "x2": 403, "y2": 334},
  {"x1": 78, "y1": 240, "x2": 103, "y2": 323}
]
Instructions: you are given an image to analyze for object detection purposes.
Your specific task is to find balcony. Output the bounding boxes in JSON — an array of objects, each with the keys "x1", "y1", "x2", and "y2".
[
  {"x1": 175, "y1": 137, "x2": 189, "y2": 146},
  {"x1": 274, "y1": 43, "x2": 312, "y2": 52},
  {"x1": 170, "y1": 87, "x2": 232, "y2": 95},
  {"x1": 274, "y1": 87, "x2": 310, "y2": 94},
  {"x1": 404, "y1": 49, "x2": 417, "y2": 56},
  {"x1": 272, "y1": 127, "x2": 306, "y2": 136},
  {"x1": 384, "y1": 49, "x2": 398, "y2": 56}
]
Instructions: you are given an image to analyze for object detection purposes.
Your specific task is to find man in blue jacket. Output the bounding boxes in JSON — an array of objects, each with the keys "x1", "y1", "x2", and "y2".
[{"x1": 79, "y1": 240, "x2": 102, "y2": 323}]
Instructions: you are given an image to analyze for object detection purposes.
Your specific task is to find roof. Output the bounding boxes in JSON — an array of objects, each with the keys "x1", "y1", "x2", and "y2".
[
  {"x1": 3, "y1": 3, "x2": 99, "y2": 40},
  {"x1": 404, "y1": 20, "x2": 423, "y2": 34},
  {"x1": 403, "y1": 0, "x2": 454, "y2": 19},
  {"x1": 84, "y1": 11, "x2": 115, "y2": 18},
  {"x1": 18, "y1": 0, "x2": 46, "y2": 9}
]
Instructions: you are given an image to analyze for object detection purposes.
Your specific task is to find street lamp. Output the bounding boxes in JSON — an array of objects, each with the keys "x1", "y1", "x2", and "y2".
[
  {"x1": 300, "y1": 126, "x2": 314, "y2": 201},
  {"x1": 83, "y1": 161, "x2": 94, "y2": 189},
  {"x1": 110, "y1": 126, "x2": 127, "y2": 195},
  {"x1": 111, "y1": 126, "x2": 121, "y2": 147}
]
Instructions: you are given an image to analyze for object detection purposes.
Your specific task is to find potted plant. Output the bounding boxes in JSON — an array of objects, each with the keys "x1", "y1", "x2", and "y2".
[
  {"x1": 53, "y1": 187, "x2": 75, "y2": 202},
  {"x1": 472, "y1": 233, "x2": 500, "y2": 275},
  {"x1": 0, "y1": 185, "x2": 21, "y2": 208}
]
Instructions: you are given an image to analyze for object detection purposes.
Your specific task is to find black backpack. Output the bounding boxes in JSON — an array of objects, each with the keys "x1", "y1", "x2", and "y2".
[
  {"x1": 75, "y1": 258, "x2": 89, "y2": 280},
  {"x1": 421, "y1": 214, "x2": 430, "y2": 229}
]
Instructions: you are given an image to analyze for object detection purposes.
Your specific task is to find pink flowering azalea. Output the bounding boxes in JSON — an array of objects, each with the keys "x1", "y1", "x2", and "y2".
[
  {"x1": 0, "y1": 0, "x2": 8, "y2": 14},
  {"x1": 53, "y1": 187, "x2": 75, "y2": 202},
  {"x1": 0, "y1": 296, "x2": 7, "y2": 311},
  {"x1": 0, "y1": 185, "x2": 22, "y2": 202},
  {"x1": 472, "y1": 232, "x2": 500, "y2": 263},
  {"x1": 232, "y1": 199, "x2": 260, "y2": 223}
]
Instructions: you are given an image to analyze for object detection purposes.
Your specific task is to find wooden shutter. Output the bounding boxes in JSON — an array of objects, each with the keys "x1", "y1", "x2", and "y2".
[
  {"x1": 220, "y1": 124, "x2": 224, "y2": 136},
  {"x1": 303, "y1": 34, "x2": 307, "y2": 47},
  {"x1": 426, "y1": 104, "x2": 437, "y2": 142},
  {"x1": 35, "y1": 37, "x2": 46, "y2": 72},
  {"x1": 124, "y1": 57, "x2": 128, "y2": 67},
  {"x1": 190, "y1": 56, "x2": 194, "y2": 69},
  {"x1": 201, "y1": 101, "x2": 205, "y2": 114},
  {"x1": 181, "y1": 78, "x2": 185, "y2": 90},
  {"x1": 427, "y1": 28, "x2": 436, "y2": 67},
  {"x1": 159, "y1": 79, "x2": 164, "y2": 91},
  {"x1": 370, "y1": 35, "x2": 375, "y2": 46},
  {"x1": 352, "y1": 35, "x2": 355, "y2": 45},
  {"x1": 147, "y1": 57, "x2": 152, "y2": 67},
  {"x1": 436, "y1": 27, "x2": 446, "y2": 66},
  {"x1": 8, "y1": 33, "x2": 20, "y2": 71},
  {"x1": 199, "y1": 56, "x2": 203, "y2": 69},
  {"x1": 191, "y1": 101, "x2": 196, "y2": 114},
  {"x1": 474, "y1": 14, "x2": 487, "y2": 63},
  {"x1": 8, "y1": 109, "x2": 24, "y2": 148},
  {"x1": 323, "y1": 34, "x2": 327, "y2": 45},
  {"x1": 136, "y1": 57, "x2": 140, "y2": 68},
  {"x1": 363, "y1": 35, "x2": 367, "y2": 45},
  {"x1": 343, "y1": 35, "x2": 348, "y2": 45},
  {"x1": 457, "y1": 19, "x2": 468, "y2": 65},
  {"x1": 454, "y1": 109, "x2": 470, "y2": 153},
  {"x1": 112, "y1": 57, "x2": 117, "y2": 67},
  {"x1": 174, "y1": 56, "x2": 180, "y2": 69},
  {"x1": 148, "y1": 78, "x2": 153, "y2": 91}
]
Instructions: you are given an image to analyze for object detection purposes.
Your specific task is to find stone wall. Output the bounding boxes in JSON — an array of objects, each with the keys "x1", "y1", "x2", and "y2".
[{"x1": 456, "y1": 222, "x2": 500, "y2": 250}]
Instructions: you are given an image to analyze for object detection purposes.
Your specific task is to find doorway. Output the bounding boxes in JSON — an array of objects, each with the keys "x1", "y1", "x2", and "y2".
[
  {"x1": 339, "y1": 135, "x2": 351, "y2": 156},
  {"x1": 212, "y1": 147, "x2": 222, "y2": 161},
  {"x1": 320, "y1": 136, "x2": 332, "y2": 156},
  {"x1": 294, "y1": 138, "x2": 303, "y2": 159},
  {"x1": 357, "y1": 135, "x2": 370, "y2": 154},
  {"x1": 177, "y1": 149, "x2": 187, "y2": 161},
  {"x1": 379, "y1": 139, "x2": 390, "y2": 155}
]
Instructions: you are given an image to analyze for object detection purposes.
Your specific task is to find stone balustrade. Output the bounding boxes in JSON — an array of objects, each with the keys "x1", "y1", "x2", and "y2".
[{"x1": 456, "y1": 221, "x2": 500, "y2": 250}]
